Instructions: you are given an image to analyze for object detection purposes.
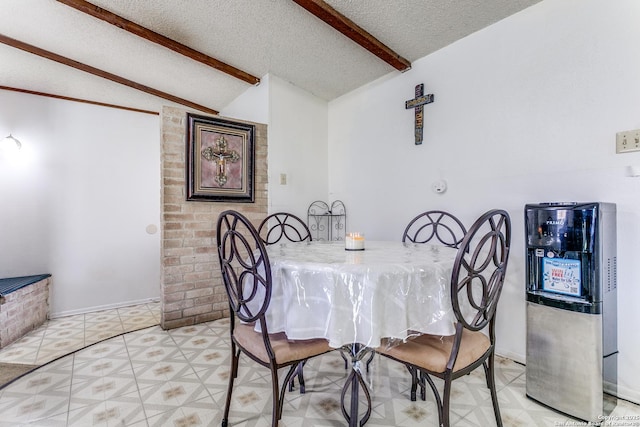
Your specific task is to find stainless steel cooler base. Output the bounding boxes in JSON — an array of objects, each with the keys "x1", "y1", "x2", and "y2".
[{"x1": 526, "y1": 302, "x2": 616, "y2": 422}]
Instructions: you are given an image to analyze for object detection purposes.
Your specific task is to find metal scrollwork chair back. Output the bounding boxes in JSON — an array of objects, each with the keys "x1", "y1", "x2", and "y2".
[
  {"x1": 257, "y1": 212, "x2": 316, "y2": 393},
  {"x1": 377, "y1": 209, "x2": 511, "y2": 427},
  {"x1": 399, "y1": 210, "x2": 467, "y2": 398},
  {"x1": 258, "y1": 212, "x2": 312, "y2": 245},
  {"x1": 217, "y1": 210, "x2": 330, "y2": 427},
  {"x1": 402, "y1": 210, "x2": 467, "y2": 248}
]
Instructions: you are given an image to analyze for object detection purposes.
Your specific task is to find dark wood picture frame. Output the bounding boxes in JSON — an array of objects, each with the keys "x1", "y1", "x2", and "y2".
[{"x1": 186, "y1": 113, "x2": 255, "y2": 202}]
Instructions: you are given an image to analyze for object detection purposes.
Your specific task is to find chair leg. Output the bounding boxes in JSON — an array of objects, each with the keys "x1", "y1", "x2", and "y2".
[
  {"x1": 422, "y1": 371, "x2": 443, "y2": 423},
  {"x1": 222, "y1": 345, "x2": 240, "y2": 427},
  {"x1": 270, "y1": 365, "x2": 280, "y2": 426},
  {"x1": 365, "y1": 351, "x2": 375, "y2": 372},
  {"x1": 442, "y1": 374, "x2": 452, "y2": 427},
  {"x1": 406, "y1": 365, "x2": 426, "y2": 401},
  {"x1": 278, "y1": 364, "x2": 300, "y2": 421},
  {"x1": 485, "y1": 354, "x2": 503, "y2": 427},
  {"x1": 297, "y1": 363, "x2": 306, "y2": 394},
  {"x1": 288, "y1": 361, "x2": 307, "y2": 394},
  {"x1": 407, "y1": 365, "x2": 417, "y2": 401},
  {"x1": 340, "y1": 350, "x2": 348, "y2": 369}
]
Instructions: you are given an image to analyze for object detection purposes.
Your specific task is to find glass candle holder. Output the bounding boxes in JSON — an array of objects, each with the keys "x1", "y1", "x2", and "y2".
[{"x1": 345, "y1": 232, "x2": 365, "y2": 251}]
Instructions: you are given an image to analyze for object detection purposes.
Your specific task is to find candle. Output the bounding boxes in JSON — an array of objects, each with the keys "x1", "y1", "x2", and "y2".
[{"x1": 345, "y1": 232, "x2": 365, "y2": 251}]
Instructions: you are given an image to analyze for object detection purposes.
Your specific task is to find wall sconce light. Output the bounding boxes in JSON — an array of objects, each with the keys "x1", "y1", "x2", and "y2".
[{"x1": 1, "y1": 134, "x2": 22, "y2": 153}]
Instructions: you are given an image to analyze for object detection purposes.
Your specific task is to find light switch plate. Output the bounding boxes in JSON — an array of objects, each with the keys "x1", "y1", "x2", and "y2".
[{"x1": 616, "y1": 129, "x2": 640, "y2": 153}]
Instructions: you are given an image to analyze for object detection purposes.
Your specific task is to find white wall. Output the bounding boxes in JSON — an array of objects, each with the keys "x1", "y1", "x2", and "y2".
[
  {"x1": 222, "y1": 74, "x2": 329, "y2": 220},
  {"x1": 0, "y1": 71, "x2": 326, "y2": 317},
  {"x1": 0, "y1": 89, "x2": 161, "y2": 316},
  {"x1": 328, "y1": 0, "x2": 640, "y2": 402},
  {"x1": 220, "y1": 74, "x2": 270, "y2": 125}
]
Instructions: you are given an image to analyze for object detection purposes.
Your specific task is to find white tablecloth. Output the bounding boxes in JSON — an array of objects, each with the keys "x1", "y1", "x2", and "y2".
[{"x1": 260, "y1": 240, "x2": 458, "y2": 349}]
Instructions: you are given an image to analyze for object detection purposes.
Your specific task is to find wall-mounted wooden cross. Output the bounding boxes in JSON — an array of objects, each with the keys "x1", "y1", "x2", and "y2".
[{"x1": 405, "y1": 83, "x2": 434, "y2": 145}]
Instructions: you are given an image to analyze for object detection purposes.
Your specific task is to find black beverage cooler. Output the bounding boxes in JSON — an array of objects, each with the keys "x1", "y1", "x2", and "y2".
[{"x1": 525, "y1": 202, "x2": 617, "y2": 422}]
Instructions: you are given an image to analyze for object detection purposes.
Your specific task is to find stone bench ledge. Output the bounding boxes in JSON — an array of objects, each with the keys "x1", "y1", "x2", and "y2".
[{"x1": 0, "y1": 274, "x2": 52, "y2": 298}]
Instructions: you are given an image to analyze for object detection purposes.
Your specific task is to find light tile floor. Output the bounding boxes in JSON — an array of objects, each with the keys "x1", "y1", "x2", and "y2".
[
  {"x1": 0, "y1": 302, "x2": 161, "y2": 366},
  {"x1": 0, "y1": 303, "x2": 639, "y2": 426}
]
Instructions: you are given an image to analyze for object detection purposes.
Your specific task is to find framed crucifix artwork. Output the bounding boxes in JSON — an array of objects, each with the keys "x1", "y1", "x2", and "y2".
[{"x1": 186, "y1": 113, "x2": 255, "y2": 202}]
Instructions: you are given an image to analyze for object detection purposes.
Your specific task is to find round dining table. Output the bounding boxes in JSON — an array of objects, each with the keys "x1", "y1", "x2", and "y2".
[
  {"x1": 257, "y1": 240, "x2": 460, "y2": 427},
  {"x1": 261, "y1": 240, "x2": 459, "y2": 348}
]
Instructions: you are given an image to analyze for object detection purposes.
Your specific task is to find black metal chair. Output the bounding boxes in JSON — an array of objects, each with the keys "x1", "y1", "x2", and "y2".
[
  {"x1": 399, "y1": 210, "x2": 467, "y2": 398},
  {"x1": 402, "y1": 210, "x2": 467, "y2": 248},
  {"x1": 377, "y1": 209, "x2": 511, "y2": 427},
  {"x1": 217, "y1": 210, "x2": 331, "y2": 427},
  {"x1": 257, "y1": 212, "x2": 313, "y2": 393},
  {"x1": 258, "y1": 212, "x2": 312, "y2": 245}
]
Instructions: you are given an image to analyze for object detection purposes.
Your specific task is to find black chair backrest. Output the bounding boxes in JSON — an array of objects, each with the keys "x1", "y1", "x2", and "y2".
[
  {"x1": 451, "y1": 209, "x2": 511, "y2": 334},
  {"x1": 258, "y1": 212, "x2": 312, "y2": 245},
  {"x1": 402, "y1": 210, "x2": 467, "y2": 248},
  {"x1": 217, "y1": 210, "x2": 272, "y2": 327}
]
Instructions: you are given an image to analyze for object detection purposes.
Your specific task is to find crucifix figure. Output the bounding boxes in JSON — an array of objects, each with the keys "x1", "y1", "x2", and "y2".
[
  {"x1": 201, "y1": 135, "x2": 240, "y2": 187},
  {"x1": 405, "y1": 83, "x2": 434, "y2": 145}
]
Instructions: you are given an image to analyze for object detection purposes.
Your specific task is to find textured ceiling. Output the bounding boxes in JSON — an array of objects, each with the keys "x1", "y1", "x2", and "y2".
[{"x1": 0, "y1": 0, "x2": 541, "y2": 114}]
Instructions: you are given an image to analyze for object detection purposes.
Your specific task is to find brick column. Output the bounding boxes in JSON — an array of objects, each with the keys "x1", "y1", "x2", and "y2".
[
  {"x1": 160, "y1": 107, "x2": 268, "y2": 329},
  {"x1": 0, "y1": 278, "x2": 50, "y2": 348}
]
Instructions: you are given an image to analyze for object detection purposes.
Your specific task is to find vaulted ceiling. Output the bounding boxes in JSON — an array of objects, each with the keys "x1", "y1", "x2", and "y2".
[{"x1": 0, "y1": 0, "x2": 541, "y2": 115}]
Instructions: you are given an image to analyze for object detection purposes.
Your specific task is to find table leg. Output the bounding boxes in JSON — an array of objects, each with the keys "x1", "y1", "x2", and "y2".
[{"x1": 340, "y1": 344, "x2": 372, "y2": 427}]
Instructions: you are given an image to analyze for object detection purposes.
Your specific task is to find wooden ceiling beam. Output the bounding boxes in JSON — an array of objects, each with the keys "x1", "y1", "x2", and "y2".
[
  {"x1": 56, "y1": 0, "x2": 260, "y2": 85},
  {"x1": 0, "y1": 34, "x2": 219, "y2": 115},
  {"x1": 292, "y1": 0, "x2": 411, "y2": 72},
  {"x1": 0, "y1": 85, "x2": 158, "y2": 115}
]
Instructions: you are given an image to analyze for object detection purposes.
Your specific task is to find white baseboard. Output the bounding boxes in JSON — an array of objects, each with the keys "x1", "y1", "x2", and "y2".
[
  {"x1": 496, "y1": 349, "x2": 526, "y2": 365},
  {"x1": 614, "y1": 384, "x2": 640, "y2": 406},
  {"x1": 50, "y1": 297, "x2": 160, "y2": 319}
]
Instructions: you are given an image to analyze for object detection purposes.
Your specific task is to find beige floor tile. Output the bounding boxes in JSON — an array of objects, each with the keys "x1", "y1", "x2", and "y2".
[{"x1": 1, "y1": 307, "x2": 639, "y2": 427}]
